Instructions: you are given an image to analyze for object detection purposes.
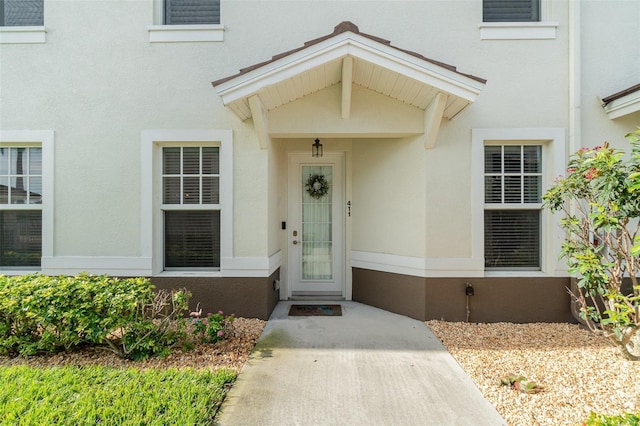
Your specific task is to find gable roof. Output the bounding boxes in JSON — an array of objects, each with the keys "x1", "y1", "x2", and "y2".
[
  {"x1": 212, "y1": 22, "x2": 486, "y2": 121},
  {"x1": 601, "y1": 83, "x2": 640, "y2": 119}
]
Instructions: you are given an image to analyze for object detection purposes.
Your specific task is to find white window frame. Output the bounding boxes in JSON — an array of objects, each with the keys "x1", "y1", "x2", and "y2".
[
  {"x1": 479, "y1": 0, "x2": 558, "y2": 40},
  {"x1": 483, "y1": 143, "x2": 543, "y2": 271},
  {"x1": 147, "y1": 0, "x2": 224, "y2": 43},
  {"x1": 141, "y1": 130, "x2": 232, "y2": 277},
  {"x1": 471, "y1": 128, "x2": 565, "y2": 277},
  {"x1": 161, "y1": 145, "x2": 221, "y2": 271},
  {"x1": 0, "y1": 130, "x2": 54, "y2": 274}
]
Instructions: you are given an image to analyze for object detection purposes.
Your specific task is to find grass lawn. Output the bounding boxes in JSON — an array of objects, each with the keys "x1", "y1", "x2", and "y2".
[{"x1": 0, "y1": 365, "x2": 235, "y2": 425}]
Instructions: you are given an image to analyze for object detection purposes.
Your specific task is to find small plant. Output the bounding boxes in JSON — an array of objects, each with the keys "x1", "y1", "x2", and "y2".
[
  {"x1": 189, "y1": 305, "x2": 235, "y2": 344},
  {"x1": 583, "y1": 411, "x2": 640, "y2": 426},
  {"x1": 500, "y1": 375, "x2": 544, "y2": 394}
]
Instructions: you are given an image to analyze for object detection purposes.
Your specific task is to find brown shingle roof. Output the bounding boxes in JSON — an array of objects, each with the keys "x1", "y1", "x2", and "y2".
[
  {"x1": 602, "y1": 83, "x2": 640, "y2": 105},
  {"x1": 212, "y1": 21, "x2": 486, "y2": 87}
]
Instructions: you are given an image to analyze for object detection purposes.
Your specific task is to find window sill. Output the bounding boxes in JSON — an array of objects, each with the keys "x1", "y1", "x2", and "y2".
[
  {"x1": 154, "y1": 270, "x2": 222, "y2": 278},
  {"x1": 479, "y1": 22, "x2": 558, "y2": 40},
  {"x1": 147, "y1": 24, "x2": 224, "y2": 43},
  {"x1": 0, "y1": 26, "x2": 46, "y2": 44},
  {"x1": 484, "y1": 270, "x2": 549, "y2": 278},
  {"x1": 0, "y1": 268, "x2": 41, "y2": 275}
]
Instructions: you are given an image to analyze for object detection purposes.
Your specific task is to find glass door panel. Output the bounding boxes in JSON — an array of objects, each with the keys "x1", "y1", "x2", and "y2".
[{"x1": 301, "y1": 165, "x2": 333, "y2": 281}]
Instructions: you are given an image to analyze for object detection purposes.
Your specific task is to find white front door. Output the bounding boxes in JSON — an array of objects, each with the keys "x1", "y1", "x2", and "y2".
[{"x1": 288, "y1": 152, "x2": 344, "y2": 296}]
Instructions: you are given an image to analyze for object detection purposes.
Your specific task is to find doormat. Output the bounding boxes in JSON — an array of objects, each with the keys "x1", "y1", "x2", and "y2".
[{"x1": 288, "y1": 304, "x2": 342, "y2": 316}]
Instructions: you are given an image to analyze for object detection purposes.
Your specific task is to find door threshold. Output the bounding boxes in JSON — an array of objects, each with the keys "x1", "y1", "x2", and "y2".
[{"x1": 290, "y1": 292, "x2": 344, "y2": 301}]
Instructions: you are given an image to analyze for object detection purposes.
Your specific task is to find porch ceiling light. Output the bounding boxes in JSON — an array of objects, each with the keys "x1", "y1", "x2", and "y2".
[{"x1": 312, "y1": 138, "x2": 323, "y2": 158}]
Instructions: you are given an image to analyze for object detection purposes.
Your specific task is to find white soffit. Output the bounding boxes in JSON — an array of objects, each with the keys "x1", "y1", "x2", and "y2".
[
  {"x1": 602, "y1": 84, "x2": 640, "y2": 120},
  {"x1": 213, "y1": 23, "x2": 486, "y2": 121}
]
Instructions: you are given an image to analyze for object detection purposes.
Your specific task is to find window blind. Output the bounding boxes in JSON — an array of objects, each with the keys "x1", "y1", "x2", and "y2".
[
  {"x1": 483, "y1": 0, "x2": 540, "y2": 22},
  {"x1": 0, "y1": 0, "x2": 44, "y2": 26},
  {"x1": 164, "y1": 0, "x2": 220, "y2": 25},
  {"x1": 484, "y1": 210, "x2": 540, "y2": 269},
  {"x1": 0, "y1": 211, "x2": 42, "y2": 268},
  {"x1": 164, "y1": 211, "x2": 220, "y2": 268}
]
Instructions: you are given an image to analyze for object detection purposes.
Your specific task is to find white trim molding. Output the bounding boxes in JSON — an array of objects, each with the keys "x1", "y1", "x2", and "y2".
[
  {"x1": 0, "y1": 26, "x2": 46, "y2": 44},
  {"x1": 42, "y1": 256, "x2": 152, "y2": 276},
  {"x1": 221, "y1": 251, "x2": 283, "y2": 278},
  {"x1": 351, "y1": 250, "x2": 425, "y2": 278},
  {"x1": 479, "y1": 22, "x2": 558, "y2": 40},
  {"x1": 350, "y1": 251, "x2": 484, "y2": 278},
  {"x1": 147, "y1": 24, "x2": 224, "y2": 43}
]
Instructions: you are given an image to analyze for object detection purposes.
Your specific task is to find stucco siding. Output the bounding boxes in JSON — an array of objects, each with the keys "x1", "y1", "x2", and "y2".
[{"x1": 2, "y1": 0, "x2": 638, "y2": 321}]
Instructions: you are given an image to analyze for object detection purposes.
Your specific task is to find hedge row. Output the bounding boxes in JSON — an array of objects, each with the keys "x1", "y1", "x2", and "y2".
[{"x1": 0, "y1": 274, "x2": 188, "y2": 360}]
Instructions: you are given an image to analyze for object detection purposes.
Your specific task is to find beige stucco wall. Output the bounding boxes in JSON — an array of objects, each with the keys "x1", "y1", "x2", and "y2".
[
  {"x1": 580, "y1": 0, "x2": 640, "y2": 151},
  {"x1": 352, "y1": 137, "x2": 426, "y2": 258},
  {"x1": 2, "y1": 0, "x2": 637, "y2": 276}
]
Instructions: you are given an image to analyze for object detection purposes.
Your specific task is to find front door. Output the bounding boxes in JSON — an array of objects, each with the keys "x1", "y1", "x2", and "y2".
[{"x1": 288, "y1": 153, "x2": 344, "y2": 296}]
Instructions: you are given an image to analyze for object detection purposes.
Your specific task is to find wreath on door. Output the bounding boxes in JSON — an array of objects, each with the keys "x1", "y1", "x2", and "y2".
[{"x1": 305, "y1": 174, "x2": 330, "y2": 199}]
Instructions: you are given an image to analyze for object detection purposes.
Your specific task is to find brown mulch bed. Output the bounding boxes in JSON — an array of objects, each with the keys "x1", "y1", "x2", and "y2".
[
  {"x1": 426, "y1": 321, "x2": 640, "y2": 426},
  {"x1": 0, "y1": 318, "x2": 266, "y2": 372}
]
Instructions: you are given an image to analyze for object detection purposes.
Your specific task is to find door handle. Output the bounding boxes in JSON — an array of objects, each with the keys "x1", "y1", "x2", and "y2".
[{"x1": 292, "y1": 240, "x2": 299, "y2": 245}]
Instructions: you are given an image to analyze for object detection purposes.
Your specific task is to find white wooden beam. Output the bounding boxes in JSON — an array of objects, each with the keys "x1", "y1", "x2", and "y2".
[
  {"x1": 423, "y1": 92, "x2": 448, "y2": 149},
  {"x1": 248, "y1": 95, "x2": 270, "y2": 150},
  {"x1": 341, "y1": 56, "x2": 353, "y2": 119}
]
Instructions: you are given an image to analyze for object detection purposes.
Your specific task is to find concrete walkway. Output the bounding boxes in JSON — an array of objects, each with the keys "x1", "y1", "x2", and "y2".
[{"x1": 216, "y1": 301, "x2": 506, "y2": 426}]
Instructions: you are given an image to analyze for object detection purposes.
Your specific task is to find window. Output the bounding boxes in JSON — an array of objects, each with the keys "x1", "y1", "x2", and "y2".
[
  {"x1": 147, "y1": 0, "x2": 224, "y2": 43},
  {"x1": 484, "y1": 145, "x2": 542, "y2": 270},
  {"x1": 472, "y1": 128, "x2": 565, "y2": 276},
  {"x1": 479, "y1": 0, "x2": 557, "y2": 40},
  {"x1": 164, "y1": 0, "x2": 220, "y2": 25},
  {"x1": 162, "y1": 146, "x2": 220, "y2": 270},
  {"x1": 483, "y1": 0, "x2": 540, "y2": 22},
  {"x1": 141, "y1": 130, "x2": 232, "y2": 276},
  {"x1": 0, "y1": 146, "x2": 43, "y2": 269},
  {"x1": 0, "y1": 0, "x2": 43, "y2": 26}
]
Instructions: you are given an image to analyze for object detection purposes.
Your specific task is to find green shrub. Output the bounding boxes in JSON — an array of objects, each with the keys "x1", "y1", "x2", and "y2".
[
  {"x1": 543, "y1": 132, "x2": 640, "y2": 360},
  {"x1": 584, "y1": 412, "x2": 640, "y2": 426},
  {"x1": 0, "y1": 274, "x2": 189, "y2": 360},
  {"x1": 114, "y1": 287, "x2": 190, "y2": 361}
]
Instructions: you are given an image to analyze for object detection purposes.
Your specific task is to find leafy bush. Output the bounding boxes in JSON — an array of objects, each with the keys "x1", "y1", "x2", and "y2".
[
  {"x1": 0, "y1": 274, "x2": 189, "y2": 360},
  {"x1": 113, "y1": 288, "x2": 190, "y2": 361},
  {"x1": 583, "y1": 412, "x2": 640, "y2": 426},
  {"x1": 543, "y1": 131, "x2": 640, "y2": 360}
]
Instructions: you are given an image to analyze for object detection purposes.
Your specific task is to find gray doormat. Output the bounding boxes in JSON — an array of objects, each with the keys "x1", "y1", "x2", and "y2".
[{"x1": 288, "y1": 304, "x2": 342, "y2": 316}]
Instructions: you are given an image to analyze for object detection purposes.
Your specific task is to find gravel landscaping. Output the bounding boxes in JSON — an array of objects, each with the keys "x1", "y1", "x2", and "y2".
[{"x1": 427, "y1": 321, "x2": 640, "y2": 426}]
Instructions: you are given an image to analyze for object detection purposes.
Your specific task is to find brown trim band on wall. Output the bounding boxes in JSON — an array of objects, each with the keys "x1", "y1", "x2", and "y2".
[
  {"x1": 352, "y1": 268, "x2": 574, "y2": 323},
  {"x1": 151, "y1": 270, "x2": 280, "y2": 320}
]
